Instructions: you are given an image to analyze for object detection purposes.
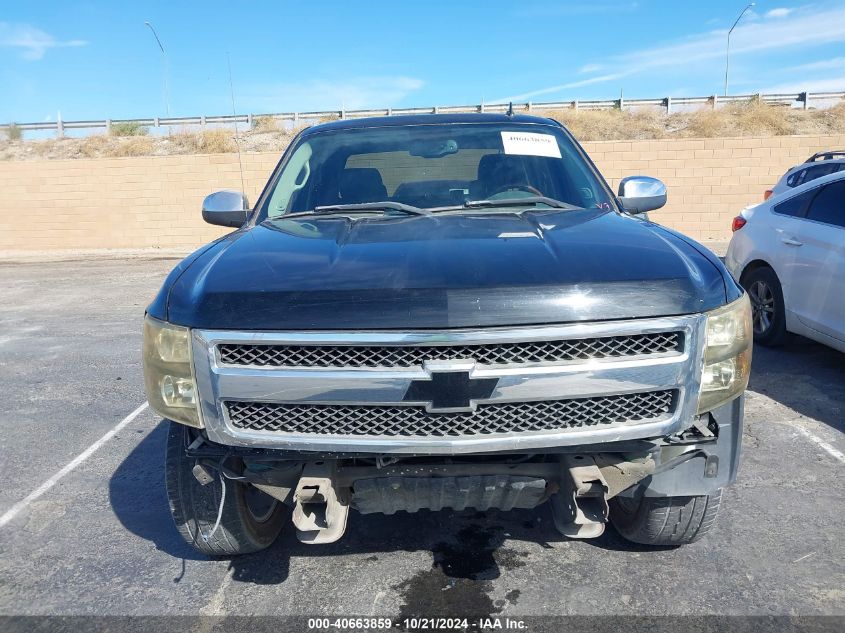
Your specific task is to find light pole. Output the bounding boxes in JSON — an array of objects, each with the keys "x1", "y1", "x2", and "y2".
[
  {"x1": 144, "y1": 21, "x2": 171, "y2": 119},
  {"x1": 724, "y1": 3, "x2": 755, "y2": 97}
]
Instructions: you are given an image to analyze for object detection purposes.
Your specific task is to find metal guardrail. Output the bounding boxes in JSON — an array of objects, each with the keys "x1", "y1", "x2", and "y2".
[{"x1": 3, "y1": 90, "x2": 843, "y2": 137}]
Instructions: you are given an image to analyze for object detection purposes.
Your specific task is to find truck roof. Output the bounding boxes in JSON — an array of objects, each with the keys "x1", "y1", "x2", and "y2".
[{"x1": 302, "y1": 112, "x2": 563, "y2": 135}]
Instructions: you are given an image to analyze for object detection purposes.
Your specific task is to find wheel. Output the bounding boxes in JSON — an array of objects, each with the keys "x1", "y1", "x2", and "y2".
[
  {"x1": 742, "y1": 266, "x2": 790, "y2": 346},
  {"x1": 609, "y1": 489, "x2": 722, "y2": 546},
  {"x1": 164, "y1": 421, "x2": 287, "y2": 556}
]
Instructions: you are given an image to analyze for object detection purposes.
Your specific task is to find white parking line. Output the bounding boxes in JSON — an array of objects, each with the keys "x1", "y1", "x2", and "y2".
[
  {"x1": 0, "y1": 401, "x2": 149, "y2": 528},
  {"x1": 788, "y1": 421, "x2": 845, "y2": 465},
  {"x1": 200, "y1": 566, "x2": 235, "y2": 616}
]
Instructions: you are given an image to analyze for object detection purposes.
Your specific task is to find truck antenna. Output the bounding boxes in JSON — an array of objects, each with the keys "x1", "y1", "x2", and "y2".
[
  {"x1": 507, "y1": 101, "x2": 515, "y2": 117},
  {"x1": 226, "y1": 51, "x2": 246, "y2": 196}
]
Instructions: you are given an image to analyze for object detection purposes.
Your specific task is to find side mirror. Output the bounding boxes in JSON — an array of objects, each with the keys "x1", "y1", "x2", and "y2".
[
  {"x1": 202, "y1": 190, "x2": 250, "y2": 227},
  {"x1": 618, "y1": 176, "x2": 667, "y2": 214}
]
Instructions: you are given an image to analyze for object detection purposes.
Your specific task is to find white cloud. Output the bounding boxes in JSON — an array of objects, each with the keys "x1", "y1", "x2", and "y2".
[
  {"x1": 243, "y1": 76, "x2": 425, "y2": 112},
  {"x1": 765, "y1": 8, "x2": 794, "y2": 19},
  {"x1": 492, "y1": 5, "x2": 845, "y2": 102},
  {"x1": 763, "y1": 76, "x2": 845, "y2": 93},
  {"x1": 757, "y1": 55, "x2": 845, "y2": 97},
  {"x1": 579, "y1": 63, "x2": 604, "y2": 74},
  {"x1": 0, "y1": 22, "x2": 86, "y2": 60},
  {"x1": 783, "y1": 57, "x2": 845, "y2": 73},
  {"x1": 493, "y1": 73, "x2": 626, "y2": 103}
]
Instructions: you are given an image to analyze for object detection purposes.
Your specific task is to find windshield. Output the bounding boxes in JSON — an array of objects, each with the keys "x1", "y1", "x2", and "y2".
[{"x1": 258, "y1": 122, "x2": 615, "y2": 219}]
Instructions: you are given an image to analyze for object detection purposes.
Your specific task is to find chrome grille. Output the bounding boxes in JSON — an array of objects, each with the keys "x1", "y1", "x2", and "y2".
[
  {"x1": 225, "y1": 390, "x2": 675, "y2": 437},
  {"x1": 217, "y1": 332, "x2": 682, "y2": 368}
]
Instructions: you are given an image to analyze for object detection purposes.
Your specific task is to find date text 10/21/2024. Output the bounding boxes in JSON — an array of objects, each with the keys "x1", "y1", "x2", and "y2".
[{"x1": 307, "y1": 617, "x2": 528, "y2": 630}]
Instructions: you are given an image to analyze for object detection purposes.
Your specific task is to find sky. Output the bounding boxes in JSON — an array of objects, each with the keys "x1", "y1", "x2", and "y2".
[{"x1": 1, "y1": 0, "x2": 844, "y2": 124}]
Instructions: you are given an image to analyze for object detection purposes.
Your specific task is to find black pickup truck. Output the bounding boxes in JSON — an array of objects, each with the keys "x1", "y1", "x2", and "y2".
[{"x1": 143, "y1": 113, "x2": 751, "y2": 554}]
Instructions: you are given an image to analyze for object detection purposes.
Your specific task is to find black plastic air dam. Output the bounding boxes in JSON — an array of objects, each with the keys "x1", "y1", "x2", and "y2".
[
  {"x1": 639, "y1": 395, "x2": 744, "y2": 497},
  {"x1": 352, "y1": 475, "x2": 547, "y2": 514}
]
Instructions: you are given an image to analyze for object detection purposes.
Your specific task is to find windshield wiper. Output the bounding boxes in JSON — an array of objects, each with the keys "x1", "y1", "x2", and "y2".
[
  {"x1": 280, "y1": 197, "x2": 581, "y2": 220},
  {"x1": 285, "y1": 202, "x2": 432, "y2": 218},
  {"x1": 461, "y1": 196, "x2": 582, "y2": 210}
]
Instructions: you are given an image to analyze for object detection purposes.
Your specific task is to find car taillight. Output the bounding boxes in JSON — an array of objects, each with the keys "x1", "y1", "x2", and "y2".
[
  {"x1": 763, "y1": 189, "x2": 773, "y2": 200},
  {"x1": 731, "y1": 216, "x2": 747, "y2": 232}
]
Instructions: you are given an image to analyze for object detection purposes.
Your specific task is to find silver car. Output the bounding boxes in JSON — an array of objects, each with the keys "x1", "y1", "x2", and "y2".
[
  {"x1": 765, "y1": 150, "x2": 845, "y2": 201},
  {"x1": 726, "y1": 170, "x2": 845, "y2": 353}
]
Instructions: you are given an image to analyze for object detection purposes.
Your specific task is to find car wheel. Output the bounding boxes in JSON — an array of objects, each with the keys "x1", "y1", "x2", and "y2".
[
  {"x1": 609, "y1": 490, "x2": 722, "y2": 546},
  {"x1": 742, "y1": 266, "x2": 790, "y2": 346},
  {"x1": 165, "y1": 421, "x2": 288, "y2": 556}
]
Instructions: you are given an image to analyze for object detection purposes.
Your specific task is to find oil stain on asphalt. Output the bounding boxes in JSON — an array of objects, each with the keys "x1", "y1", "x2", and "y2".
[{"x1": 394, "y1": 523, "x2": 527, "y2": 627}]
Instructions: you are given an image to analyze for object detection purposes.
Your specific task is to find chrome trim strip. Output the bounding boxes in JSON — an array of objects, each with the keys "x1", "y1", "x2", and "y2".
[
  {"x1": 192, "y1": 316, "x2": 706, "y2": 454},
  {"x1": 221, "y1": 409, "x2": 679, "y2": 454},
  {"x1": 207, "y1": 318, "x2": 689, "y2": 347},
  {"x1": 212, "y1": 324, "x2": 684, "y2": 370}
]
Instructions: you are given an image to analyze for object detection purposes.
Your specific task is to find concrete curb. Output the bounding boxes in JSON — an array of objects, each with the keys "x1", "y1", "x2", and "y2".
[{"x1": 0, "y1": 248, "x2": 192, "y2": 264}]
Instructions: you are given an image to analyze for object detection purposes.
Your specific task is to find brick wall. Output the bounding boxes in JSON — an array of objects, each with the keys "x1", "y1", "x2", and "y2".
[
  {"x1": 583, "y1": 134, "x2": 845, "y2": 240},
  {"x1": 1, "y1": 133, "x2": 843, "y2": 252},
  {"x1": 0, "y1": 153, "x2": 279, "y2": 251}
]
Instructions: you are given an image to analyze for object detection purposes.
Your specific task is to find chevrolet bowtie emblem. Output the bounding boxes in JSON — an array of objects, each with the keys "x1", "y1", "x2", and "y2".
[{"x1": 403, "y1": 369, "x2": 499, "y2": 413}]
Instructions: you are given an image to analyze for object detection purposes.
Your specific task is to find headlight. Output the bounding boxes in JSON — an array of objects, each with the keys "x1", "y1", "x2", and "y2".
[
  {"x1": 697, "y1": 294, "x2": 753, "y2": 414},
  {"x1": 142, "y1": 315, "x2": 202, "y2": 427}
]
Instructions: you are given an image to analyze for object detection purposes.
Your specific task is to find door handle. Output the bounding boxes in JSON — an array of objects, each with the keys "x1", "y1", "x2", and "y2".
[{"x1": 781, "y1": 237, "x2": 803, "y2": 246}]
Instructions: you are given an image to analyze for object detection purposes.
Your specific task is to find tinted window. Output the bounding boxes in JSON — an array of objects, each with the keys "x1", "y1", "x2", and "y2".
[
  {"x1": 259, "y1": 123, "x2": 614, "y2": 218},
  {"x1": 802, "y1": 163, "x2": 840, "y2": 186},
  {"x1": 787, "y1": 163, "x2": 842, "y2": 188},
  {"x1": 805, "y1": 180, "x2": 845, "y2": 228},
  {"x1": 786, "y1": 168, "x2": 805, "y2": 187},
  {"x1": 773, "y1": 189, "x2": 815, "y2": 217}
]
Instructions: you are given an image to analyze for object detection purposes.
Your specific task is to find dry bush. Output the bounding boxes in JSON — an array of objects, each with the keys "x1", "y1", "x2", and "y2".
[
  {"x1": 76, "y1": 135, "x2": 112, "y2": 157},
  {"x1": 252, "y1": 115, "x2": 278, "y2": 132},
  {"x1": 4, "y1": 124, "x2": 22, "y2": 141},
  {"x1": 169, "y1": 129, "x2": 237, "y2": 154},
  {"x1": 198, "y1": 129, "x2": 237, "y2": 153},
  {"x1": 811, "y1": 101, "x2": 845, "y2": 133},
  {"x1": 3, "y1": 101, "x2": 845, "y2": 160},
  {"x1": 673, "y1": 107, "x2": 724, "y2": 138},
  {"x1": 544, "y1": 99, "x2": 843, "y2": 141},
  {"x1": 108, "y1": 136, "x2": 156, "y2": 157},
  {"x1": 547, "y1": 107, "x2": 667, "y2": 141},
  {"x1": 677, "y1": 100, "x2": 793, "y2": 138},
  {"x1": 829, "y1": 101, "x2": 845, "y2": 119},
  {"x1": 240, "y1": 129, "x2": 296, "y2": 153},
  {"x1": 109, "y1": 121, "x2": 149, "y2": 137}
]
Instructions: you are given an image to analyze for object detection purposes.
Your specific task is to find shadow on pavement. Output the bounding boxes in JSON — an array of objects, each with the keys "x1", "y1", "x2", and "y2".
[
  {"x1": 108, "y1": 421, "x2": 207, "y2": 564},
  {"x1": 110, "y1": 422, "x2": 664, "y2": 588},
  {"x1": 747, "y1": 336, "x2": 845, "y2": 433}
]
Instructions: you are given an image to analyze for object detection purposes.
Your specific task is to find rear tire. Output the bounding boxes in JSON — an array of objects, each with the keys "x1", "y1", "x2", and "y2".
[
  {"x1": 741, "y1": 266, "x2": 790, "y2": 346},
  {"x1": 609, "y1": 489, "x2": 722, "y2": 546},
  {"x1": 164, "y1": 421, "x2": 287, "y2": 556}
]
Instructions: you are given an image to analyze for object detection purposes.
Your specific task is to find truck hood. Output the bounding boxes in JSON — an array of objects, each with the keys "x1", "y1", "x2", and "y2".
[{"x1": 161, "y1": 209, "x2": 729, "y2": 329}]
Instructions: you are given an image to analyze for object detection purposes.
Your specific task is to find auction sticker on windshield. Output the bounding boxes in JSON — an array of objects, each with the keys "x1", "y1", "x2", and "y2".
[{"x1": 501, "y1": 131, "x2": 562, "y2": 158}]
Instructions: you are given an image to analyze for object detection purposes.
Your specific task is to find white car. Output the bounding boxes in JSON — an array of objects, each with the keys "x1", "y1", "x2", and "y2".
[
  {"x1": 764, "y1": 150, "x2": 845, "y2": 201},
  {"x1": 725, "y1": 170, "x2": 845, "y2": 353}
]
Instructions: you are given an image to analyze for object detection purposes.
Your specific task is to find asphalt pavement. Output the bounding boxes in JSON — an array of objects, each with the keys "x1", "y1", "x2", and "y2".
[{"x1": 0, "y1": 257, "x2": 843, "y2": 623}]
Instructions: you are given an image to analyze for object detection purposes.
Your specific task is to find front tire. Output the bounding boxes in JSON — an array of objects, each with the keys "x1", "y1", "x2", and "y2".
[
  {"x1": 609, "y1": 490, "x2": 722, "y2": 546},
  {"x1": 164, "y1": 421, "x2": 287, "y2": 556},
  {"x1": 742, "y1": 266, "x2": 789, "y2": 346}
]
